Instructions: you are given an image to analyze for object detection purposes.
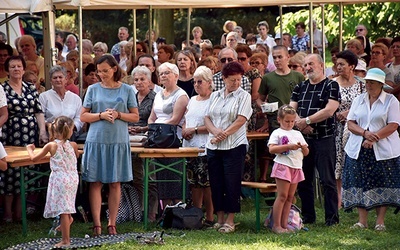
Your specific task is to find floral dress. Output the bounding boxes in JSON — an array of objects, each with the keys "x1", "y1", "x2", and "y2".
[
  {"x1": 334, "y1": 77, "x2": 365, "y2": 180},
  {"x1": 0, "y1": 81, "x2": 42, "y2": 195},
  {"x1": 44, "y1": 140, "x2": 78, "y2": 218}
]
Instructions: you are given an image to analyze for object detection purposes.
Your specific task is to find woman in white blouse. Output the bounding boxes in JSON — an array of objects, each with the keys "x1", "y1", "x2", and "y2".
[
  {"x1": 342, "y1": 68, "x2": 400, "y2": 231},
  {"x1": 39, "y1": 65, "x2": 83, "y2": 139},
  {"x1": 204, "y1": 61, "x2": 252, "y2": 233}
]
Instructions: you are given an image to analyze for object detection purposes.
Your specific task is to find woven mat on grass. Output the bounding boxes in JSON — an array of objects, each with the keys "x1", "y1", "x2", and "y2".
[{"x1": 6, "y1": 231, "x2": 165, "y2": 249}]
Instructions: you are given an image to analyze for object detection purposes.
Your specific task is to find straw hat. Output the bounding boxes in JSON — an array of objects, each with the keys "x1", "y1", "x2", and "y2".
[{"x1": 223, "y1": 20, "x2": 237, "y2": 33}]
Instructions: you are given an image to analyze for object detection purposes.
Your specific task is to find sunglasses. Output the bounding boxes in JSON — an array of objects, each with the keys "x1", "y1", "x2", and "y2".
[
  {"x1": 237, "y1": 57, "x2": 247, "y2": 61},
  {"x1": 193, "y1": 80, "x2": 203, "y2": 85},
  {"x1": 220, "y1": 58, "x2": 234, "y2": 63},
  {"x1": 356, "y1": 29, "x2": 364, "y2": 32},
  {"x1": 288, "y1": 64, "x2": 300, "y2": 69}
]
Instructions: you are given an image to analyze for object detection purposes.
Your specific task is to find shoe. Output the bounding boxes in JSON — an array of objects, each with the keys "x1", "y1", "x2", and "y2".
[
  {"x1": 92, "y1": 225, "x2": 102, "y2": 237},
  {"x1": 218, "y1": 223, "x2": 235, "y2": 233},
  {"x1": 350, "y1": 222, "x2": 367, "y2": 229},
  {"x1": 212, "y1": 222, "x2": 223, "y2": 230},
  {"x1": 107, "y1": 225, "x2": 117, "y2": 235},
  {"x1": 203, "y1": 220, "x2": 214, "y2": 229},
  {"x1": 374, "y1": 224, "x2": 386, "y2": 231}
]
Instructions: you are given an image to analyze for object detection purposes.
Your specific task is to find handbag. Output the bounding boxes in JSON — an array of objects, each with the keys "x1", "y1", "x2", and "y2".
[
  {"x1": 145, "y1": 123, "x2": 181, "y2": 148},
  {"x1": 158, "y1": 204, "x2": 204, "y2": 230}
]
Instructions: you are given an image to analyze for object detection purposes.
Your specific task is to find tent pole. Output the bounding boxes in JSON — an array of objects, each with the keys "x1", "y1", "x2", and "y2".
[
  {"x1": 339, "y1": 2, "x2": 343, "y2": 51},
  {"x1": 309, "y1": 2, "x2": 313, "y2": 54},
  {"x1": 42, "y1": 10, "x2": 56, "y2": 90},
  {"x1": 148, "y1": 6, "x2": 153, "y2": 56},
  {"x1": 321, "y1": 4, "x2": 326, "y2": 64},
  {"x1": 187, "y1": 8, "x2": 192, "y2": 48},
  {"x1": 279, "y1": 5, "x2": 283, "y2": 45},
  {"x1": 133, "y1": 9, "x2": 137, "y2": 57},
  {"x1": 78, "y1": 5, "x2": 83, "y2": 98}
]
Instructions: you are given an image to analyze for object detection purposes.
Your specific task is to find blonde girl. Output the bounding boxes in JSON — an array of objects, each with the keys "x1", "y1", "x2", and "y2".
[
  {"x1": 26, "y1": 116, "x2": 79, "y2": 247},
  {"x1": 267, "y1": 105, "x2": 309, "y2": 233}
]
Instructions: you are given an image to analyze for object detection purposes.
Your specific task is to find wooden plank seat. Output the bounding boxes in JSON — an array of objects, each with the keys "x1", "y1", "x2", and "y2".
[{"x1": 241, "y1": 181, "x2": 277, "y2": 232}]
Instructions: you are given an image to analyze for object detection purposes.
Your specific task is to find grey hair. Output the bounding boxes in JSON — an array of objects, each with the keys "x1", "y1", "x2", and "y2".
[
  {"x1": 66, "y1": 34, "x2": 77, "y2": 42},
  {"x1": 94, "y1": 42, "x2": 108, "y2": 53},
  {"x1": 234, "y1": 26, "x2": 243, "y2": 33},
  {"x1": 218, "y1": 47, "x2": 238, "y2": 60},
  {"x1": 159, "y1": 62, "x2": 179, "y2": 75},
  {"x1": 49, "y1": 65, "x2": 67, "y2": 79},
  {"x1": 193, "y1": 66, "x2": 215, "y2": 90},
  {"x1": 82, "y1": 39, "x2": 93, "y2": 51},
  {"x1": 131, "y1": 65, "x2": 152, "y2": 81},
  {"x1": 226, "y1": 32, "x2": 239, "y2": 41}
]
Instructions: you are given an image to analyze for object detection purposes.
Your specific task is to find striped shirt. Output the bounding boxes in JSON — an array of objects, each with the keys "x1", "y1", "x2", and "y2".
[{"x1": 206, "y1": 87, "x2": 252, "y2": 150}]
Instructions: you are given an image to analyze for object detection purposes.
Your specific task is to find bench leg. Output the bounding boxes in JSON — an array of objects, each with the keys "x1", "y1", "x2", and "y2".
[{"x1": 255, "y1": 188, "x2": 260, "y2": 232}]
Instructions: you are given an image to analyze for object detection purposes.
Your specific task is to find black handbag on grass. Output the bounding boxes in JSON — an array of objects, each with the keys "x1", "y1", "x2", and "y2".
[
  {"x1": 145, "y1": 123, "x2": 181, "y2": 148},
  {"x1": 158, "y1": 204, "x2": 204, "y2": 230}
]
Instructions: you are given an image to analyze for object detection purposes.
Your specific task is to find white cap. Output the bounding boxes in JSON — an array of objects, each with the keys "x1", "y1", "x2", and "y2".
[
  {"x1": 355, "y1": 59, "x2": 367, "y2": 72},
  {"x1": 275, "y1": 33, "x2": 281, "y2": 39}
]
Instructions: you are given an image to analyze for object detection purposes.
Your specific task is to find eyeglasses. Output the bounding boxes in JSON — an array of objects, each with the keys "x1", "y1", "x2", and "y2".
[
  {"x1": 220, "y1": 58, "x2": 234, "y2": 63},
  {"x1": 136, "y1": 48, "x2": 144, "y2": 53},
  {"x1": 391, "y1": 45, "x2": 400, "y2": 49},
  {"x1": 237, "y1": 57, "x2": 247, "y2": 62},
  {"x1": 356, "y1": 29, "x2": 364, "y2": 32},
  {"x1": 250, "y1": 61, "x2": 262, "y2": 66},
  {"x1": 371, "y1": 51, "x2": 382, "y2": 55},
  {"x1": 159, "y1": 71, "x2": 172, "y2": 76},
  {"x1": 288, "y1": 64, "x2": 300, "y2": 69},
  {"x1": 227, "y1": 39, "x2": 236, "y2": 42},
  {"x1": 96, "y1": 68, "x2": 112, "y2": 74},
  {"x1": 193, "y1": 80, "x2": 203, "y2": 85}
]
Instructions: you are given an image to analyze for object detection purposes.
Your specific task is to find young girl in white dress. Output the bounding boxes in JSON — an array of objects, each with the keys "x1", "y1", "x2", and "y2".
[
  {"x1": 268, "y1": 105, "x2": 309, "y2": 234},
  {"x1": 26, "y1": 116, "x2": 79, "y2": 247}
]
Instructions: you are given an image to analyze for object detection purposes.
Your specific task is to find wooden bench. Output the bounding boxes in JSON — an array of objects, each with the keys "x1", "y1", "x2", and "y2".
[{"x1": 242, "y1": 181, "x2": 277, "y2": 232}]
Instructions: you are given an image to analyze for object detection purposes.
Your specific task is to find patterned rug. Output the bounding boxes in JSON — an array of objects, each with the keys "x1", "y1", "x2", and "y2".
[{"x1": 6, "y1": 231, "x2": 166, "y2": 249}]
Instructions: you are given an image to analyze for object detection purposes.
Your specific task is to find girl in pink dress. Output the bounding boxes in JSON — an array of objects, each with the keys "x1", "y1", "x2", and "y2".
[{"x1": 26, "y1": 116, "x2": 79, "y2": 247}]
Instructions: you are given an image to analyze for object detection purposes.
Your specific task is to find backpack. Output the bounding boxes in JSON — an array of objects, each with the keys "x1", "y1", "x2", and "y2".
[{"x1": 264, "y1": 204, "x2": 304, "y2": 231}]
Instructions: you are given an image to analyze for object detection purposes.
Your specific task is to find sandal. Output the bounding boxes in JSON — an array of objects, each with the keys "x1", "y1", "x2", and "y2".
[
  {"x1": 107, "y1": 225, "x2": 117, "y2": 235},
  {"x1": 272, "y1": 227, "x2": 289, "y2": 234},
  {"x1": 350, "y1": 222, "x2": 367, "y2": 229},
  {"x1": 375, "y1": 224, "x2": 386, "y2": 231},
  {"x1": 92, "y1": 225, "x2": 102, "y2": 237},
  {"x1": 218, "y1": 223, "x2": 235, "y2": 233}
]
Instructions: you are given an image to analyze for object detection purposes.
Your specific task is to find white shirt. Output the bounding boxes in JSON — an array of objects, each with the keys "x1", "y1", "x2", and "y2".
[
  {"x1": 131, "y1": 84, "x2": 162, "y2": 94},
  {"x1": 267, "y1": 128, "x2": 307, "y2": 169},
  {"x1": 39, "y1": 89, "x2": 84, "y2": 132},
  {"x1": 0, "y1": 85, "x2": 7, "y2": 136},
  {"x1": 313, "y1": 29, "x2": 328, "y2": 53},
  {"x1": 182, "y1": 96, "x2": 210, "y2": 156},
  {"x1": 206, "y1": 87, "x2": 252, "y2": 150},
  {"x1": 345, "y1": 91, "x2": 400, "y2": 160}
]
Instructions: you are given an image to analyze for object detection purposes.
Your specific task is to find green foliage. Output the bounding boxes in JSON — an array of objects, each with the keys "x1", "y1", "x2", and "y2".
[
  {"x1": 276, "y1": 3, "x2": 400, "y2": 48},
  {"x1": 55, "y1": 14, "x2": 77, "y2": 33}
]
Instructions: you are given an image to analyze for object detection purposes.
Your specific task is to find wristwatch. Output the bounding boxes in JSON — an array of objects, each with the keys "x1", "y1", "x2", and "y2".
[{"x1": 305, "y1": 117, "x2": 311, "y2": 125}]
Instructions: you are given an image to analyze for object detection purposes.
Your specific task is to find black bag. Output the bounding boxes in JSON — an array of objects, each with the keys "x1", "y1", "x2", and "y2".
[
  {"x1": 145, "y1": 123, "x2": 181, "y2": 148},
  {"x1": 159, "y1": 206, "x2": 204, "y2": 230}
]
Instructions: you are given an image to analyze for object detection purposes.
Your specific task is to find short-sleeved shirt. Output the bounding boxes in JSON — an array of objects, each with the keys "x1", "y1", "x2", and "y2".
[
  {"x1": 292, "y1": 34, "x2": 310, "y2": 52},
  {"x1": 345, "y1": 91, "x2": 400, "y2": 161},
  {"x1": 130, "y1": 90, "x2": 155, "y2": 127},
  {"x1": 291, "y1": 77, "x2": 341, "y2": 139},
  {"x1": 213, "y1": 72, "x2": 251, "y2": 94},
  {"x1": 206, "y1": 87, "x2": 252, "y2": 150},
  {"x1": 258, "y1": 70, "x2": 304, "y2": 107},
  {"x1": 268, "y1": 128, "x2": 308, "y2": 169}
]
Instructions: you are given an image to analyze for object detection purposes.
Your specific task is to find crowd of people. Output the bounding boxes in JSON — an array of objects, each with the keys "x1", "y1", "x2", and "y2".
[{"x1": 0, "y1": 18, "x2": 400, "y2": 246}]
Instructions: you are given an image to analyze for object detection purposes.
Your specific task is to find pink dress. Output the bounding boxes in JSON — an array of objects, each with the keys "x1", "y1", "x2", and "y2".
[{"x1": 43, "y1": 139, "x2": 79, "y2": 218}]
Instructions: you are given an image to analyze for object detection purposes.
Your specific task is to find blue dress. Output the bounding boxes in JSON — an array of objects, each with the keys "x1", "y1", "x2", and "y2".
[{"x1": 81, "y1": 83, "x2": 137, "y2": 183}]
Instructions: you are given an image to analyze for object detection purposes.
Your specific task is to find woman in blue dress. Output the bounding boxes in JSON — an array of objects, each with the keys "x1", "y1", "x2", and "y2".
[{"x1": 81, "y1": 55, "x2": 139, "y2": 236}]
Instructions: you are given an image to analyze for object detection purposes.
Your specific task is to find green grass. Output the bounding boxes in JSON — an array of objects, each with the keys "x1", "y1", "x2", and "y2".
[{"x1": 1, "y1": 198, "x2": 400, "y2": 249}]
